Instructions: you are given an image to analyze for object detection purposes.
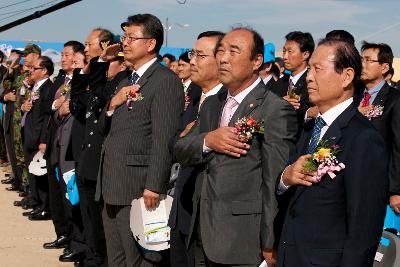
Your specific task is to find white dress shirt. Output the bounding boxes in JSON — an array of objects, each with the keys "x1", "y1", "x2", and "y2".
[
  {"x1": 289, "y1": 67, "x2": 307, "y2": 86},
  {"x1": 278, "y1": 97, "x2": 353, "y2": 194},
  {"x1": 203, "y1": 77, "x2": 261, "y2": 153},
  {"x1": 262, "y1": 74, "x2": 273, "y2": 85}
]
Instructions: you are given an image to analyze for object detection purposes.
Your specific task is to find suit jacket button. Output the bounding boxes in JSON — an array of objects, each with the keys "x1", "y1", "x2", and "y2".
[
  {"x1": 94, "y1": 120, "x2": 98, "y2": 124},
  {"x1": 88, "y1": 144, "x2": 91, "y2": 148},
  {"x1": 98, "y1": 108, "x2": 102, "y2": 112},
  {"x1": 90, "y1": 132, "x2": 93, "y2": 135}
]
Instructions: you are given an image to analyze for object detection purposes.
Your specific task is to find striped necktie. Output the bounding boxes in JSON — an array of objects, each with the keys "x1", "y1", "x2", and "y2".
[{"x1": 306, "y1": 116, "x2": 327, "y2": 154}]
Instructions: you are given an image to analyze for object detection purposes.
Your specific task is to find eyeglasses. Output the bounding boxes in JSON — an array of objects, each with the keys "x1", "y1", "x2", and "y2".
[
  {"x1": 361, "y1": 57, "x2": 380, "y2": 64},
  {"x1": 188, "y1": 51, "x2": 213, "y2": 60},
  {"x1": 120, "y1": 35, "x2": 151, "y2": 44},
  {"x1": 31, "y1": 67, "x2": 43, "y2": 71}
]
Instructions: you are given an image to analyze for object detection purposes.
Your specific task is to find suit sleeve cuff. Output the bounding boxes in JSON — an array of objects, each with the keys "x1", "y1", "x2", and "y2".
[{"x1": 277, "y1": 166, "x2": 291, "y2": 195}]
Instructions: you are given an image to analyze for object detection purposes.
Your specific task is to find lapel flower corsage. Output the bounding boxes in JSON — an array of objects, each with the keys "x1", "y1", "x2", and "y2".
[
  {"x1": 126, "y1": 85, "x2": 143, "y2": 110},
  {"x1": 303, "y1": 141, "x2": 345, "y2": 183},
  {"x1": 365, "y1": 105, "x2": 384, "y2": 120},
  {"x1": 60, "y1": 84, "x2": 70, "y2": 96},
  {"x1": 287, "y1": 83, "x2": 301, "y2": 100},
  {"x1": 30, "y1": 90, "x2": 40, "y2": 102},
  {"x1": 233, "y1": 117, "x2": 264, "y2": 142}
]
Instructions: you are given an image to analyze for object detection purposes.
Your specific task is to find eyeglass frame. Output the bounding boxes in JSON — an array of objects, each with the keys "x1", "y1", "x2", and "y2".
[
  {"x1": 31, "y1": 67, "x2": 44, "y2": 71},
  {"x1": 120, "y1": 35, "x2": 152, "y2": 44},
  {"x1": 188, "y1": 50, "x2": 214, "y2": 60},
  {"x1": 360, "y1": 57, "x2": 381, "y2": 64}
]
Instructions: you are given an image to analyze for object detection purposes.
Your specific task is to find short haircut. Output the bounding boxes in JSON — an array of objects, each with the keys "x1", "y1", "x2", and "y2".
[
  {"x1": 361, "y1": 41, "x2": 393, "y2": 76},
  {"x1": 162, "y1": 53, "x2": 176, "y2": 62},
  {"x1": 325, "y1": 30, "x2": 355, "y2": 45},
  {"x1": 318, "y1": 38, "x2": 361, "y2": 88},
  {"x1": 64, "y1": 40, "x2": 85, "y2": 53},
  {"x1": 231, "y1": 27, "x2": 264, "y2": 61},
  {"x1": 93, "y1": 28, "x2": 115, "y2": 46},
  {"x1": 179, "y1": 51, "x2": 190, "y2": 63},
  {"x1": 197, "y1": 31, "x2": 225, "y2": 55},
  {"x1": 39, "y1": 56, "x2": 54, "y2": 76},
  {"x1": 122, "y1": 14, "x2": 164, "y2": 53},
  {"x1": 285, "y1": 31, "x2": 315, "y2": 61}
]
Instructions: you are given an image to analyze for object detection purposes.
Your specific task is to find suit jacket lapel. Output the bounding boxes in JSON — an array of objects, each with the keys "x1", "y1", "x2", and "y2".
[
  {"x1": 289, "y1": 105, "x2": 356, "y2": 207},
  {"x1": 228, "y1": 81, "x2": 266, "y2": 126},
  {"x1": 209, "y1": 88, "x2": 227, "y2": 131},
  {"x1": 137, "y1": 60, "x2": 161, "y2": 89},
  {"x1": 372, "y1": 82, "x2": 389, "y2": 106}
]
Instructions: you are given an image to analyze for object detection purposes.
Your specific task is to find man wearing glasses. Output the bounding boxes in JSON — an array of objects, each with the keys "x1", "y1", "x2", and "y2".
[
  {"x1": 95, "y1": 13, "x2": 184, "y2": 266},
  {"x1": 357, "y1": 41, "x2": 400, "y2": 215}
]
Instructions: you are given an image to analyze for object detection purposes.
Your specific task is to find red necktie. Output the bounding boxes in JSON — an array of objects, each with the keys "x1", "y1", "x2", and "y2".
[{"x1": 361, "y1": 92, "x2": 371, "y2": 107}]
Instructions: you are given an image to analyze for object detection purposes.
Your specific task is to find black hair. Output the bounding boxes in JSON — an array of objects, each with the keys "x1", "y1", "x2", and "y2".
[
  {"x1": 39, "y1": 56, "x2": 54, "y2": 76},
  {"x1": 178, "y1": 51, "x2": 190, "y2": 63},
  {"x1": 197, "y1": 31, "x2": 225, "y2": 55},
  {"x1": 122, "y1": 14, "x2": 164, "y2": 53},
  {"x1": 318, "y1": 38, "x2": 361, "y2": 88},
  {"x1": 325, "y1": 30, "x2": 355, "y2": 45},
  {"x1": 64, "y1": 40, "x2": 85, "y2": 53},
  {"x1": 0, "y1": 50, "x2": 4, "y2": 62},
  {"x1": 285, "y1": 31, "x2": 315, "y2": 61},
  {"x1": 162, "y1": 53, "x2": 176, "y2": 62},
  {"x1": 361, "y1": 41, "x2": 393, "y2": 76}
]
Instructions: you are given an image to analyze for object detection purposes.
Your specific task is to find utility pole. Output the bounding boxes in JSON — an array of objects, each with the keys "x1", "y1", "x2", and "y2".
[
  {"x1": 165, "y1": 17, "x2": 171, "y2": 47},
  {"x1": 0, "y1": 0, "x2": 82, "y2": 33}
]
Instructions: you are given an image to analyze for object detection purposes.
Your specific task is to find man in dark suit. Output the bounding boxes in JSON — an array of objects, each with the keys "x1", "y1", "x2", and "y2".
[
  {"x1": 21, "y1": 56, "x2": 55, "y2": 220},
  {"x1": 95, "y1": 14, "x2": 184, "y2": 266},
  {"x1": 356, "y1": 41, "x2": 400, "y2": 214},
  {"x1": 276, "y1": 39, "x2": 388, "y2": 267},
  {"x1": 273, "y1": 32, "x2": 315, "y2": 136},
  {"x1": 175, "y1": 27, "x2": 298, "y2": 266},
  {"x1": 42, "y1": 41, "x2": 85, "y2": 257},
  {"x1": 169, "y1": 31, "x2": 225, "y2": 267},
  {"x1": 177, "y1": 51, "x2": 202, "y2": 109}
]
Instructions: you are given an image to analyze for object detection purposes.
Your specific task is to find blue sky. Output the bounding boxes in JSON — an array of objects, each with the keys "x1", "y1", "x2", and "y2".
[{"x1": 1, "y1": 0, "x2": 400, "y2": 55}]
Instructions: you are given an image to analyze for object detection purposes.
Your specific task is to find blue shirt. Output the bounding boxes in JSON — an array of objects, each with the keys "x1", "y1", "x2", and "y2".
[{"x1": 364, "y1": 80, "x2": 385, "y2": 105}]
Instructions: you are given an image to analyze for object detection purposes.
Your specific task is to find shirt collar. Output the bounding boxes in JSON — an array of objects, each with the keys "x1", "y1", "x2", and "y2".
[
  {"x1": 183, "y1": 80, "x2": 192, "y2": 91},
  {"x1": 319, "y1": 97, "x2": 353, "y2": 127},
  {"x1": 364, "y1": 80, "x2": 385, "y2": 96},
  {"x1": 263, "y1": 74, "x2": 273, "y2": 85},
  {"x1": 34, "y1": 77, "x2": 49, "y2": 90},
  {"x1": 134, "y1": 57, "x2": 157, "y2": 78},
  {"x1": 227, "y1": 77, "x2": 261, "y2": 105},
  {"x1": 204, "y1": 83, "x2": 223, "y2": 97},
  {"x1": 290, "y1": 68, "x2": 307, "y2": 85}
]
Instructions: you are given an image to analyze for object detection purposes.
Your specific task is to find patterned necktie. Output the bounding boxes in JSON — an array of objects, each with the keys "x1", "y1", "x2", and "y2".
[
  {"x1": 287, "y1": 79, "x2": 295, "y2": 94},
  {"x1": 130, "y1": 72, "x2": 140, "y2": 85},
  {"x1": 64, "y1": 76, "x2": 71, "y2": 84},
  {"x1": 306, "y1": 116, "x2": 327, "y2": 154},
  {"x1": 220, "y1": 96, "x2": 239, "y2": 127},
  {"x1": 361, "y1": 91, "x2": 371, "y2": 107}
]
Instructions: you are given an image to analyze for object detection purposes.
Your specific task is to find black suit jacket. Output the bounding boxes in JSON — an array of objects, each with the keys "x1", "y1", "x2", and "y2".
[
  {"x1": 277, "y1": 105, "x2": 389, "y2": 267},
  {"x1": 78, "y1": 69, "x2": 131, "y2": 181},
  {"x1": 354, "y1": 82, "x2": 400, "y2": 195},
  {"x1": 273, "y1": 72, "x2": 312, "y2": 137},
  {"x1": 186, "y1": 81, "x2": 202, "y2": 104},
  {"x1": 23, "y1": 78, "x2": 55, "y2": 152},
  {"x1": 68, "y1": 58, "x2": 109, "y2": 163}
]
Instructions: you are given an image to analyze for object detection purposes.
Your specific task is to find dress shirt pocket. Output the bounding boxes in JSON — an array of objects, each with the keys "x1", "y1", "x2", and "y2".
[
  {"x1": 126, "y1": 154, "x2": 150, "y2": 166},
  {"x1": 231, "y1": 199, "x2": 262, "y2": 215},
  {"x1": 310, "y1": 248, "x2": 343, "y2": 266}
]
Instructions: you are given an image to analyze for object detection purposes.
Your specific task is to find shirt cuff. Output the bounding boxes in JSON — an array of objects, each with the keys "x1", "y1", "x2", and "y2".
[
  {"x1": 98, "y1": 58, "x2": 105, "y2": 62},
  {"x1": 203, "y1": 139, "x2": 212, "y2": 153},
  {"x1": 277, "y1": 166, "x2": 291, "y2": 195},
  {"x1": 106, "y1": 110, "x2": 114, "y2": 117},
  {"x1": 51, "y1": 100, "x2": 57, "y2": 111}
]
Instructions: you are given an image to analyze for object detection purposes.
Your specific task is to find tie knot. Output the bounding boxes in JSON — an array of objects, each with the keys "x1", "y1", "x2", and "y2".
[
  {"x1": 64, "y1": 76, "x2": 71, "y2": 84},
  {"x1": 225, "y1": 96, "x2": 238, "y2": 109},
  {"x1": 130, "y1": 72, "x2": 140, "y2": 85},
  {"x1": 315, "y1": 116, "x2": 326, "y2": 128}
]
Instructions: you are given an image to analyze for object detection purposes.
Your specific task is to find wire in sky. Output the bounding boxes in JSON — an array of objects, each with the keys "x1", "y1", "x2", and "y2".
[
  {"x1": 0, "y1": 0, "x2": 35, "y2": 10},
  {"x1": 0, "y1": 0, "x2": 60, "y2": 22}
]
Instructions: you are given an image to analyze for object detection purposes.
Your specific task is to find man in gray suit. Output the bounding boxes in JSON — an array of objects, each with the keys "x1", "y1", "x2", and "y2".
[
  {"x1": 175, "y1": 28, "x2": 298, "y2": 266},
  {"x1": 95, "y1": 14, "x2": 184, "y2": 266}
]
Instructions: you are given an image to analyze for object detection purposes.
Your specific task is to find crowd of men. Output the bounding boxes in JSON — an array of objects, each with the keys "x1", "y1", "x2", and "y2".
[{"x1": 0, "y1": 12, "x2": 399, "y2": 267}]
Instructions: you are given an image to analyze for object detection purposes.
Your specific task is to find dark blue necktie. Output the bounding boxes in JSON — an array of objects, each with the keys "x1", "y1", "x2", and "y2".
[
  {"x1": 130, "y1": 72, "x2": 140, "y2": 85},
  {"x1": 306, "y1": 116, "x2": 327, "y2": 154}
]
